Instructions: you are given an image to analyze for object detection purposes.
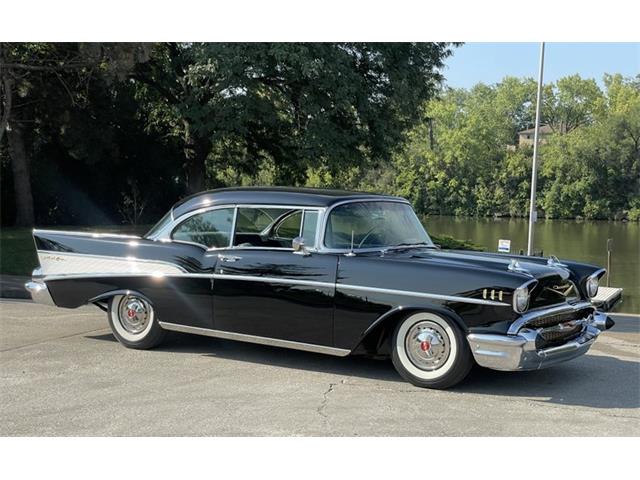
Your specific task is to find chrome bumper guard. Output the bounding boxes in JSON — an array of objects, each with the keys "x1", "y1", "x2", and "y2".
[
  {"x1": 467, "y1": 307, "x2": 614, "y2": 371},
  {"x1": 24, "y1": 280, "x2": 55, "y2": 306}
]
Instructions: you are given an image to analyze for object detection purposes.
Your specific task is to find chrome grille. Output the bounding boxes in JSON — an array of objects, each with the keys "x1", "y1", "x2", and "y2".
[{"x1": 524, "y1": 307, "x2": 593, "y2": 329}]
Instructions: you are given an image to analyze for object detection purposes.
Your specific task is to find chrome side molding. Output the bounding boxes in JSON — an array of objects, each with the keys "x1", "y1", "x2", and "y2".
[{"x1": 158, "y1": 322, "x2": 351, "y2": 357}]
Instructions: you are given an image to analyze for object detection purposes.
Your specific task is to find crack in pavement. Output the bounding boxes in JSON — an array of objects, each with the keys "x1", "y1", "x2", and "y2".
[{"x1": 317, "y1": 380, "x2": 345, "y2": 419}]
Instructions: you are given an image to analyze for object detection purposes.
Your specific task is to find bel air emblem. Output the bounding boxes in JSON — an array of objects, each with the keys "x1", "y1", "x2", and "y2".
[{"x1": 42, "y1": 255, "x2": 64, "y2": 262}]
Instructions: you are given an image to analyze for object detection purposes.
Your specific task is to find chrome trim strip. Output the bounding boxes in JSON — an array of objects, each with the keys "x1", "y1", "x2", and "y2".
[
  {"x1": 336, "y1": 283, "x2": 509, "y2": 306},
  {"x1": 41, "y1": 272, "x2": 213, "y2": 281},
  {"x1": 213, "y1": 274, "x2": 334, "y2": 289},
  {"x1": 158, "y1": 322, "x2": 351, "y2": 357},
  {"x1": 33, "y1": 228, "x2": 140, "y2": 239}
]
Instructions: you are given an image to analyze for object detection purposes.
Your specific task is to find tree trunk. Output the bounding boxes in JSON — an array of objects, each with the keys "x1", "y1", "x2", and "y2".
[
  {"x1": 183, "y1": 120, "x2": 208, "y2": 194},
  {"x1": 7, "y1": 119, "x2": 35, "y2": 226}
]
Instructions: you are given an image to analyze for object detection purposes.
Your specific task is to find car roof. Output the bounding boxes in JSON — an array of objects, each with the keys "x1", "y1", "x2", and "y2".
[{"x1": 171, "y1": 187, "x2": 405, "y2": 218}]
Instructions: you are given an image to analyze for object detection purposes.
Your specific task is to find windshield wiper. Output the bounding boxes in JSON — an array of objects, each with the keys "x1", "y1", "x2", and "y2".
[{"x1": 381, "y1": 242, "x2": 436, "y2": 253}]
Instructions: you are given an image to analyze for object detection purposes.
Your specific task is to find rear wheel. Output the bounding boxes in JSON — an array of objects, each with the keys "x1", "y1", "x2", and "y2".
[
  {"x1": 107, "y1": 294, "x2": 165, "y2": 349},
  {"x1": 391, "y1": 311, "x2": 472, "y2": 389}
]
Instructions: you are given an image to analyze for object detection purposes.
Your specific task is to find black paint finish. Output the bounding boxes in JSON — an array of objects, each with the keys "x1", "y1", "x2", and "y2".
[
  {"x1": 212, "y1": 249, "x2": 338, "y2": 345},
  {"x1": 32, "y1": 189, "x2": 609, "y2": 357}
]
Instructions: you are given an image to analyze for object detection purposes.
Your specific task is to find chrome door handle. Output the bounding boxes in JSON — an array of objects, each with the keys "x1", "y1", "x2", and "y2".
[{"x1": 218, "y1": 254, "x2": 242, "y2": 263}]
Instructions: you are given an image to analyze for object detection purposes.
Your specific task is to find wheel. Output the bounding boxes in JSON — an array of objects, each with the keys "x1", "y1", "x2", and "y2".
[
  {"x1": 391, "y1": 311, "x2": 472, "y2": 389},
  {"x1": 107, "y1": 294, "x2": 165, "y2": 349}
]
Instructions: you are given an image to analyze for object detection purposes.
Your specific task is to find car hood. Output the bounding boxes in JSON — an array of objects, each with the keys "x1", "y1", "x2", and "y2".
[{"x1": 376, "y1": 248, "x2": 570, "y2": 283}]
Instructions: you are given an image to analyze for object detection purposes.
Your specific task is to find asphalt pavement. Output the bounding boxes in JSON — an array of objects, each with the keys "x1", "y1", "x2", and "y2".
[{"x1": 1, "y1": 299, "x2": 638, "y2": 436}]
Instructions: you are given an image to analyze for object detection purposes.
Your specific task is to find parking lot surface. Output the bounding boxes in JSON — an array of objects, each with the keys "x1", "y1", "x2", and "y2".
[{"x1": 1, "y1": 300, "x2": 638, "y2": 436}]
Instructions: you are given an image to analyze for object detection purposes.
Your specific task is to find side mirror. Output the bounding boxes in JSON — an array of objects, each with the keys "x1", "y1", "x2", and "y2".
[{"x1": 292, "y1": 236, "x2": 310, "y2": 256}]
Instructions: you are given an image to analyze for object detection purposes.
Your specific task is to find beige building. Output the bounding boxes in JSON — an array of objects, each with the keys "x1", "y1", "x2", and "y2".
[{"x1": 518, "y1": 124, "x2": 553, "y2": 147}]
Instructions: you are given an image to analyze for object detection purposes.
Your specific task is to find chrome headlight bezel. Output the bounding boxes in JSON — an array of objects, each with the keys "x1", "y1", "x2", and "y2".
[
  {"x1": 512, "y1": 286, "x2": 530, "y2": 313},
  {"x1": 586, "y1": 275, "x2": 600, "y2": 298}
]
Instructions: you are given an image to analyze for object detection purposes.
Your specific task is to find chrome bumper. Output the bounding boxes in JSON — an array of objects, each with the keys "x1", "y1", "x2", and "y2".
[
  {"x1": 24, "y1": 280, "x2": 55, "y2": 306},
  {"x1": 467, "y1": 310, "x2": 613, "y2": 371}
]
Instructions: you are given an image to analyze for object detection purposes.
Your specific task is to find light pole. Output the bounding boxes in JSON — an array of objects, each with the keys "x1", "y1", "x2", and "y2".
[{"x1": 527, "y1": 42, "x2": 545, "y2": 256}]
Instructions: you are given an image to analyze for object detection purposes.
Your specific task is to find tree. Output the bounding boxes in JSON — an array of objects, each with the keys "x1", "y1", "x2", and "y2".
[
  {"x1": 542, "y1": 75, "x2": 604, "y2": 134},
  {"x1": 0, "y1": 43, "x2": 149, "y2": 226},
  {"x1": 132, "y1": 43, "x2": 459, "y2": 194}
]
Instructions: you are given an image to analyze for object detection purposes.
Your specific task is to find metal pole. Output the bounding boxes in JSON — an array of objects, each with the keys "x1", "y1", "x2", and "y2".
[
  {"x1": 606, "y1": 238, "x2": 612, "y2": 287},
  {"x1": 527, "y1": 42, "x2": 545, "y2": 256}
]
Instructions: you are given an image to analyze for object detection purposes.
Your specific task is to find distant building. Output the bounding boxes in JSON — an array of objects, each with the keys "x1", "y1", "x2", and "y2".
[{"x1": 518, "y1": 125, "x2": 553, "y2": 147}]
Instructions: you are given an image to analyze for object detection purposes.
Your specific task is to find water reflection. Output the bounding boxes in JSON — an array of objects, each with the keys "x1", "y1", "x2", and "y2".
[{"x1": 425, "y1": 216, "x2": 639, "y2": 313}]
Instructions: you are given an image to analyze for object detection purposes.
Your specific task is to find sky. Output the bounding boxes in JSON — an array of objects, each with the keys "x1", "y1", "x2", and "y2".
[{"x1": 442, "y1": 43, "x2": 639, "y2": 89}]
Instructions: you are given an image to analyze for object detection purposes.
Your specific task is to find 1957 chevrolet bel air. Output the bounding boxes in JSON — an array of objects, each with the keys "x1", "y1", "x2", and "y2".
[{"x1": 26, "y1": 187, "x2": 618, "y2": 389}]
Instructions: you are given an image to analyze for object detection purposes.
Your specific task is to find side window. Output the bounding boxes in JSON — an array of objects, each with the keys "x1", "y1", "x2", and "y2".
[
  {"x1": 301, "y1": 210, "x2": 318, "y2": 246},
  {"x1": 172, "y1": 208, "x2": 235, "y2": 248},
  {"x1": 274, "y1": 211, "x2": 302, "y2": 240}
]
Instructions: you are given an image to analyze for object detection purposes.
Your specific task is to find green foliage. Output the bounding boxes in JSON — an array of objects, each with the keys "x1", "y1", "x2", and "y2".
[
  {"x1": 348, "y1": 74, "x2": 639, "y2": 220},
  {"x1": 134, "y1": 42, "x2": 457, "y2": 189}
]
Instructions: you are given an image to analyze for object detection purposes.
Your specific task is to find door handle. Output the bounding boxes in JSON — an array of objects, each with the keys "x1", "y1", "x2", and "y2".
[{"x1": 218, "y1": 254, "x2": 242, "y2": 263}]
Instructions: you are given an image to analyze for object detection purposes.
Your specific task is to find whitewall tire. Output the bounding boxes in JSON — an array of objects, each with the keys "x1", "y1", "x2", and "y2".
[
  {"x1": 107, "y1": 294, "x2": 165, "y2": 349},
  {"x1": 391, "y1": 311, "x2": 472, "y2": 389}
]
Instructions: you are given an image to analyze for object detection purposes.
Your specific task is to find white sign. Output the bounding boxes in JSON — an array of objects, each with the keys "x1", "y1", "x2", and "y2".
[{"x1": 498, "y1": 239, "x2": 511, "y2": 253}]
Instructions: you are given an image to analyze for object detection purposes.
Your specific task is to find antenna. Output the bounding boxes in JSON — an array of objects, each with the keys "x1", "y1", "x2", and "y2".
[{"x1": 345, "y1": 230, "x2": 356, "y2": 257}]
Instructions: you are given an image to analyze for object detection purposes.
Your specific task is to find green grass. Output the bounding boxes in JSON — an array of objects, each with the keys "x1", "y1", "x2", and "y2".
[{"x1": 0, "y1": 228, "x2": 38, "y2": 276}]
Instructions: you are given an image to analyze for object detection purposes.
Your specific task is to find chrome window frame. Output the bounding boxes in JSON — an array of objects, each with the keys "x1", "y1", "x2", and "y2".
[
  {"x1": 318, "y1": 198, "x2": 433, "y2": 254},
  {"x1": 167, "y1": 205, "x2": 238, "y2": 251},
  {"x1": 147, "y1": 203, "x2": 325, "y2": 252}
]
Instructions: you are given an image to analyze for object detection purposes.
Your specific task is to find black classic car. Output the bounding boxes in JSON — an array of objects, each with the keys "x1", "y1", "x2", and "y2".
[{"x1": 26, "y1": 187, "x2": 617, "y2": 389}]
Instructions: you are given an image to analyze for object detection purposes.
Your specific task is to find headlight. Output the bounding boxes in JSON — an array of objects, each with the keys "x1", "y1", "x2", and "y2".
[
  {"x1": 586, "y1": 275, "x2": 599, "y2": 298},
  {"x1": 513, "y1": 286, "x2": 530, "y2": 313}
]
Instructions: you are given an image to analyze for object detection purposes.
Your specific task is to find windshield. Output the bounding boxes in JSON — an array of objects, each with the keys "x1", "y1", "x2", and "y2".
[{"x1": 324, "y1": 201, "x2": 433, "y2": 250}]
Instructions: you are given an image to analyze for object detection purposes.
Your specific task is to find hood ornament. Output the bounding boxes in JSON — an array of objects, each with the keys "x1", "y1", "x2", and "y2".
[
  {"x1": 547, "y1": 255, "x2": 568, "y2": 268},
  {"x1": 508, "y1": 259, "x2": 531, "y2": 274}
]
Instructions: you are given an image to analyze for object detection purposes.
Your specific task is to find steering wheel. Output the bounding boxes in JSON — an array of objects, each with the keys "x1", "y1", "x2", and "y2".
[{"x1": 357, "y1": 225, "x2": 384, "y2": 248}]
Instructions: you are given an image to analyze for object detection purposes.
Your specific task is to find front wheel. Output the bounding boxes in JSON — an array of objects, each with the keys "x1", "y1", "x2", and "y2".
[
  {"x1": 107, "y1": 294, "x2": 165, "y2": 349},
  {"x1": 391, "y1": 311, "x2": 472, "y2": 389}
]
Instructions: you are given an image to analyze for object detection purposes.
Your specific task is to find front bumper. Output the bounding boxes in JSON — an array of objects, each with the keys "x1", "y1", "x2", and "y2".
[
  {"x1": 25, "y1": 280, "x2": 55, "y2": 306},
  {"x1": 467, "y1": 306, "x2": 614, "y2": 371}
]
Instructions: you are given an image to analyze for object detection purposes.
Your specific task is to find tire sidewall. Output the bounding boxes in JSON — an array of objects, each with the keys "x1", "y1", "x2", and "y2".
[
  {"x1": 392, "y1": 311, "x2": 472, "y2": 389},
  {"x1": 108, "y1": 294, "x2": 164, "y2": 349}
]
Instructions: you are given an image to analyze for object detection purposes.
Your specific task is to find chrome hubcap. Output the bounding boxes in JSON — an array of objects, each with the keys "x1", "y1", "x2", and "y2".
[
  {"x1": 405, "y1": 320, "x2": 451, "y2": 371},
  {"x1": 118, "y1": 296, "x2": 151, "y2": 334}
]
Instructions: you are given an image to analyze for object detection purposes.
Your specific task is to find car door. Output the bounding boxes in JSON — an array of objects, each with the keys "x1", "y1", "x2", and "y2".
[
  {"x1": 212, "y1": 207, "x2": 338, "y2": 346},
  {"x1": 156, "y1": 206, "x2": 236, "y2": 329}
]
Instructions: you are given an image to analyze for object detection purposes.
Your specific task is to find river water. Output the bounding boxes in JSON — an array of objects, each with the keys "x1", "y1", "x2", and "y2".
[{"x1": 425, "y1": 217, "x2": 639, "y2": 313}]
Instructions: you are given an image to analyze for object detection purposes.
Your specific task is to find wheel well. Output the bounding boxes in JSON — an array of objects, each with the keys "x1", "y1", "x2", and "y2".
[
  {"x1": 89, "y1": 289, "x2": 153, "y2": 312},
  {"x1": 352, "y1": 306, "x2": 466, "y2": 358}
]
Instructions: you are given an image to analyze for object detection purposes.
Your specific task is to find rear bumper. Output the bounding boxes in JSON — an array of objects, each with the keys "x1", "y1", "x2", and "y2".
[
  {"x1": 24, "y1": 280, "x2": 55, "y2": 306},
  {"x1": 467, "y1": 309, "x2": 613, "y2": 371}
]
